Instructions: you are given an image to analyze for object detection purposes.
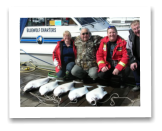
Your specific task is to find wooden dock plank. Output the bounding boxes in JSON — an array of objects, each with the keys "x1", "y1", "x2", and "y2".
[
  {"x1": 36, "y1": 103, "x2": 56, "y2": 107},
  {"x1": 121, "y1": 89, "x2": 140, "y2": 106},
  {"x1": 21, "y1": 94, "x2": 41, "y2": 107},
  {"x1": 101, "y1": 86, "x2": 130, "y2": 106},
  {"x1": 20, "y1": 89, "x2": 42, "y2": 104},
  {"x1": 20, "y1": 73, "x2": 45, "y2": 104},
  {"x1": 29, "y1": 69, "x2": 50, "y2": 76},
  {"x1": 20, "y1": 75, "x2": 41, "y2": 85}
]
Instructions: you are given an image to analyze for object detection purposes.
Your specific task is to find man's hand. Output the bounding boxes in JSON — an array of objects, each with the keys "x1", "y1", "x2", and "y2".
[
  {"x1": 130, "y1": 63, "x2": 137, "y2": 71},
  {"x1": 101, "y1": 66, "x2": 109, "y2": 72},
  {"x1": 112, "y1": 68, "x2": 120, "y2": 75}
]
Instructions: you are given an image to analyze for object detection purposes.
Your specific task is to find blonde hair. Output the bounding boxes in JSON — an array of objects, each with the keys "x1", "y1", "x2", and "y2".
[
  {"x1": 63, "y1": 30, "x2": 71, "y2": 38},
  {"x1": 131, "y1": 20, "x2": 140, "y2": 26}
]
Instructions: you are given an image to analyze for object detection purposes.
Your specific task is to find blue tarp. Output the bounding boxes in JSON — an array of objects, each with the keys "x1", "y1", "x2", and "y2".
[{"x1": 20, "y1": 18, "x2": 28, "y2": 39}]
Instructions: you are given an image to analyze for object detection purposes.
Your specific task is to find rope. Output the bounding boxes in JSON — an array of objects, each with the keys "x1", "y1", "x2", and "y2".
[
  {"x1": 20, "y1": 49, "x2": 53, "y2": 65},
  {"x1": 20, "y1": 49, "x2": 56, "y2": 77},
  {"x1": 29, "y1": 92, "x2": 60, "y2": 106},
  {"x1": 29, "y1": 92, "x2": 61, "y2": 107},
  {"x1": 20, "y1": 61, "x2": 55, "y2": 72},
  {"x1": 97, "y1": 93, "x2": 137, "y2": 106}
]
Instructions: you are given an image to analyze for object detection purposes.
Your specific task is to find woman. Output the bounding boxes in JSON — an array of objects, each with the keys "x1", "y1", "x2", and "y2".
[
  {"x1": 52, "y1": 30, "x2": 77, "y2": 79},
  {"x1": 96, "y1": 26, "x2": 129, "y2": 88}
]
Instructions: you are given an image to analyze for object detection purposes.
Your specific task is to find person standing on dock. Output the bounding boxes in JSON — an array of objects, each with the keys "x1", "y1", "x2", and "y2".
[
  {"x1": 126, "y1": 20, "x2": 140, "y2": 91},
  {"x1": 96, "y1": 26, "x2": 129, "y2": 88},
  {"x1": 71, "y1": 28, "x2": 102, "y2": 83},
  {"x1": 53, "y1": 30, "x2": 77, "y2": 80}
]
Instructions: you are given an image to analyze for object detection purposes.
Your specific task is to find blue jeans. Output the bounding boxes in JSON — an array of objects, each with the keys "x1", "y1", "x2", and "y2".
[
  {"x1": 132, "y1": 60, "x2": 140, "y2": 86},
  {"x1": 56, "y1": 62, "x2": 75, "y2": 78}
]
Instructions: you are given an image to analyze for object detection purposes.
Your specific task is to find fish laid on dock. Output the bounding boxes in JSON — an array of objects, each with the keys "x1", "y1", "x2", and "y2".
[
  {"x1": 86, "y1": 85, "x2": 107, "y2": 105},
  {"x1": 53, "y1": 81, "x2": 81, "y2": 97},
  {"x1": 23, "y1": 77, "x2": 52, "y2": 92},
  {"x1": 68, "y1": 86, "x2": 92, "y2": 101},
  {"x1": 39, "y1": 79, "x2": 63, "y2": 95}
]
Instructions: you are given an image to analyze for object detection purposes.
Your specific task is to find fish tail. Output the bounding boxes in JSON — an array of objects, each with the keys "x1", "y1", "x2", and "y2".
[{"x1": 73, "y1": 80, "x2": 82, "y2": 83}]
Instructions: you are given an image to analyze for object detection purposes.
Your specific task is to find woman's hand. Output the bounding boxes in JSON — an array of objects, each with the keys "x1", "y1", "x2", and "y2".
[
  {"x1": 57, "y1": 65, "x2": 61, "y2": 70},
  {"x1": 101, "y1": 66, "x2": 109, "y2": 72},
  {"x1": 112, "y1": 68, "x2": 120, "y2": 75}
]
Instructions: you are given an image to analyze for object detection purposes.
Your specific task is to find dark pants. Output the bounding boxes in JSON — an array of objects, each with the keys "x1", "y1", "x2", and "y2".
[
  {"x1": 56, "y1": 62, "x2": 75, "y2": 78},
  {"x1": 132, "y1": 60, "x2": 140, "y2": 86},
  {"x1": 98, "y1": 67, "x2": 126, "y2": 84}
]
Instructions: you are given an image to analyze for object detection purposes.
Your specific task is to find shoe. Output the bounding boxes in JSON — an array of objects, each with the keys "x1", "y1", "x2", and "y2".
[
  {"x1": 131, "y1": 85, "x2": 140, "y2": 91},
  {"x1": 120, "y1": 84, "x2": 126, "y2": 89},
  {"x1": 63, "y1": 71, "x2": 74, "y2": 81},
  {"x1": 120, "y1": 77, "x2": 126, "y2": 88}
]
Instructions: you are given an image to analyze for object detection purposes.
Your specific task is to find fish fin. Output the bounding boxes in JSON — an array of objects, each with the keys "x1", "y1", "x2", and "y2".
[
  {"x1": 73, "y1": 80, "x2": 82, "y2": 83},
  {"x1": 104, "y1": 91, "x2": 108, "y2": 95},
  {"x1": 83, "y1": 85, "x2": 93, "y2": 88},
  {"x1": 97, "y1": 85, "x2": 106, "y2": 88},
  {"x1": 56, "y1": 79, "x2": 64, "y2": 82}
]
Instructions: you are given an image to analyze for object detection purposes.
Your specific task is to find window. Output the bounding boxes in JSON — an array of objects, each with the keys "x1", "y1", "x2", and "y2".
[
  {"x1": 75, "y1": 18, "x2": 95, "y2": 25},
  {"x1": 25, "y1": 18, "x2": 77, "y2": 26},
  {"x1": 26, "y1": 18, "x2": 45, "y2": 26},
  {"x1": 46, "y1": 18, "x2": 62, "y2": 26},
  {"x1": 93, "y1": 17, "x2": 103, "y2": 22},
  {"x1": 102, "y1": 17, "x2": 107, "y2": 21}
]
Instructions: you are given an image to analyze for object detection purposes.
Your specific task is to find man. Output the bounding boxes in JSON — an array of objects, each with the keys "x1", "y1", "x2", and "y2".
[
  {"x1": 97, "y1": 26, "x2": 128, "y2": 88},
  {"x1": 71, "y1": 28, "x2": 102, "y2": 82},
  {"x1": 126, "y1": 20, "x2": 140, "y2": 91}
]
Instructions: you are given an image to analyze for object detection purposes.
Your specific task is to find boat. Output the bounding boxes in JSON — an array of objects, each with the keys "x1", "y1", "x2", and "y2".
[
  {"x1": 107, "y1": 17, "x2": 140, "y2": 28},
  {"x1": 20, "y1": 17, "x2": 129, "y2": 69}
]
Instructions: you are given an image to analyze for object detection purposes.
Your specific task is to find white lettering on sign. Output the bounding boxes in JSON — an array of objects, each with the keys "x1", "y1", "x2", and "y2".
[{"x1": 27, "y1": 28, "x2": 56, "y2": 32}]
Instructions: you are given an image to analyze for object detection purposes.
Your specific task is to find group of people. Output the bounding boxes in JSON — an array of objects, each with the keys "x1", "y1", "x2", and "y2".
[{"x1": 52, "y1": 20, "x2": 140, "y2": 92}]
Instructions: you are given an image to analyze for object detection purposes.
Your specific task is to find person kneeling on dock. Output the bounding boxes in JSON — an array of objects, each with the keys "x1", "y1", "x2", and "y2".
[
  {"x1": 53, "y1": 30, "x2": 77, "y2": 80},
  {"x1": 96, "y1": 26, "x2": 129, "y2": 88},
  {"x1": 126, "y1": 20, "x2": 140, "y2": 91},
  {"x1": 71, "y1": 28, "x2": 103, "y2": 83}
]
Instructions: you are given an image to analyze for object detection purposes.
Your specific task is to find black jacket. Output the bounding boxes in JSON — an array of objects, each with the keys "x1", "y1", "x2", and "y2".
[{"x1": 127, "y1": 29, "x2": 140, "y2": 64}]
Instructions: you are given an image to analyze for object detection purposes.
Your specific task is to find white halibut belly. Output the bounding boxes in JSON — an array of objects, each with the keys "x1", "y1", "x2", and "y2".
[
  {"x1": 68, "y1": 86, "x2": 89, "y2": 101},
  {"x1": 86, "y1": 87, "x2": 107, "y2": 104},
  {"x1": 39, "y1": 80, "x2": 63, "y2": 95},
  {"x1": 53, "y1": 81, "x2": 81, "y2": 97},
  {"x1": 53, "y1": 82, "x2": 74, "y2": 97},
  {"x1": 23, "y1": 77, "x2": 50, "y2": 92}
]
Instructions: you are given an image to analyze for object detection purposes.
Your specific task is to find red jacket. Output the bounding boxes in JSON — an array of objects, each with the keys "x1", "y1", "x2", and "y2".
[
  {"x1": 96, "y1": 35, "x2": 128, "y2": 72},
  {"x1": 52, "y1": 40, "x2": 77, "y2": 73}
]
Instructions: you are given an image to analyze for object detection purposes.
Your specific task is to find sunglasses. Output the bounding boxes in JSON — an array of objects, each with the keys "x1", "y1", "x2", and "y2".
[
  {"x1": 82, "y1": 32, "x2": 89, "y2": 35},
  {"x1": 108, "y1": 26, "x2": 115, "y2": 28}
]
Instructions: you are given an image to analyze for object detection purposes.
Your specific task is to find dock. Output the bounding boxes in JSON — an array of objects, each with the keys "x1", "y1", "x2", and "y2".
[{"x1": 20, "y1": 68, "x2": 140, "y2": 107}]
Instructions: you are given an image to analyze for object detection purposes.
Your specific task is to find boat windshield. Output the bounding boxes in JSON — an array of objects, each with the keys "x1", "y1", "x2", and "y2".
[
  {"x1": 75, "y1": 18, "x2": 96, "y2": 25},
  {"x1": 93, "y1": 17, "x2": 103, "y2": 22}
]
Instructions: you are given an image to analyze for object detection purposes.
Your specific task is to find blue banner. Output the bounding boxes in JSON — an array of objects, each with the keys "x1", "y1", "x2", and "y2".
[{"x1": 20, "y1": 18, "x2": 28, "y2": 39}]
